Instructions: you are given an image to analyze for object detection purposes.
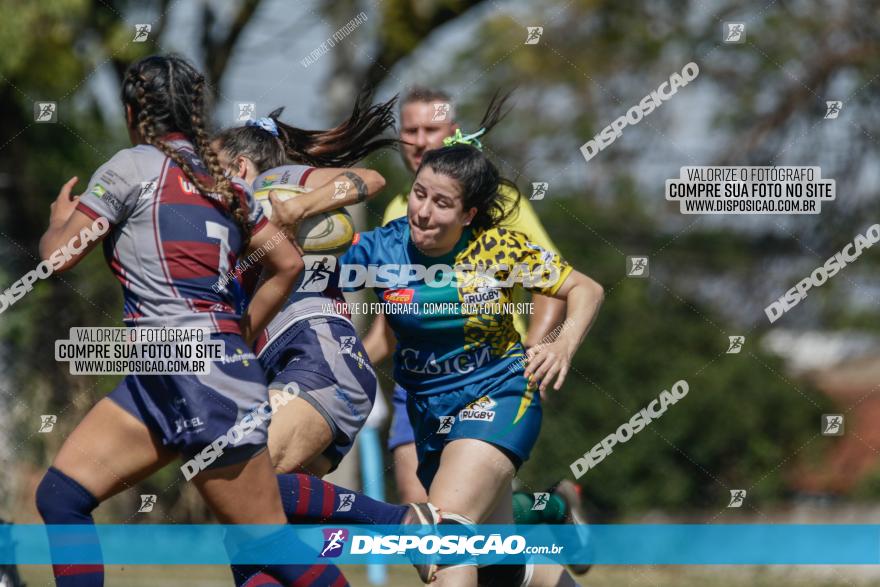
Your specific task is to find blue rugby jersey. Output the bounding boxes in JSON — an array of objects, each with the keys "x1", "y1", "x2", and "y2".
[{"x1": 338, "y1": 217, "x2": 572, "y2": 396}]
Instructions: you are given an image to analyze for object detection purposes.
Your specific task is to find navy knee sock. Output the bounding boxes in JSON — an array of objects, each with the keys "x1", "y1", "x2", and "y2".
[
  {"x1": 35, "y1": 467, "x2": 103, "y2": 587},
  {"x1": 227, "y1": 527, "x2": 349, "y2": 587},
  {"x1": 276, "y1": 473, "x2": 407, "y2": 525}
]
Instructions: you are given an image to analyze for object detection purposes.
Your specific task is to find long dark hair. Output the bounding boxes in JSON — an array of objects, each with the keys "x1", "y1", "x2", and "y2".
[
  {"x1": 120, "y1": 55, "x2": 249, "y2": 248},
  {"x1": 418, "y1": 90, "x2": 520, "y2": 232},
  {"x1": 213, "y1": 87, "x2": 398, "y2": 172}
]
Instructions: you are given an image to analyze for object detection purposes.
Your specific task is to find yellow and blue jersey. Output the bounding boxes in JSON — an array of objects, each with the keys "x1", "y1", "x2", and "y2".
[
  {"x1": 338, "y1": 217, "x2": 571, "y2": 396},
  {"x1": 381, "y1": 188, "x2": 560, "y2": 338}
]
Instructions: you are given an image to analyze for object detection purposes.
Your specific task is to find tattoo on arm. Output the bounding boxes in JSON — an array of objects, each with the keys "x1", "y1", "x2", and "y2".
[{"x1": 342, "y1": 171, "x2": 369, "y2": 203}]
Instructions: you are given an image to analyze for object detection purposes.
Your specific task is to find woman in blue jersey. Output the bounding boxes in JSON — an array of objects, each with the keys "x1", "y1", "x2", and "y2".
[
  {"x1": 34, "y1": 55, "x2": 347, "y2": 587},
  {"x1": 337, "y1": 94, "x2": 604, "y2": 586}
]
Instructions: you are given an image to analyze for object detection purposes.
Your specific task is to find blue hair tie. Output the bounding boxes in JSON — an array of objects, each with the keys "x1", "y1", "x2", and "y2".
[{"x1": 246, "y1": 117, "x2": 279, "y2": 137}]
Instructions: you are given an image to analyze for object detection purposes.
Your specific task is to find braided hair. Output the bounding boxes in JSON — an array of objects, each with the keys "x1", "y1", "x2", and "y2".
[
  {"x1": 121, "y1": 55, "x2": 252, "y2": 250},
  {"x1": 213, "y1": 86, "x2": 398, "y2": 173}
]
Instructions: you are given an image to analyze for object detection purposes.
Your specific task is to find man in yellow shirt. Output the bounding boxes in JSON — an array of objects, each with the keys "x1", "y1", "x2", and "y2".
[{"x1": 362, "y1": 90, "x2": 591, "y2": 576}]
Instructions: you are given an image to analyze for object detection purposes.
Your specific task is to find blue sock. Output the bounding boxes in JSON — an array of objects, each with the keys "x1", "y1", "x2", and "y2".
[
  {"x1": 35, "y1": 467, "x2": 104, "y2": 587},
  {"x1": 276, "y1": 473, "x2": 407, "y2": 525}
]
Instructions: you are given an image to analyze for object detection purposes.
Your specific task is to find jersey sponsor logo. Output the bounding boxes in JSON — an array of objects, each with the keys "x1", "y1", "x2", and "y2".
[
  {"x1": 90, "y1": 184, "x2": 107, "y2": 198},
  {"x1": 400, "y1": 346, "x2": 491, "y2": 376},
  {"x1": 459, "y1": 395, "x2": 497, "y2": 422},
  {"x1": 462, "y1": 287, "x2": 501, "y2": 306},
  {"x1": 383, "y1": 288, "x2": 414, "y2": 303},
  {"x1": 178, "y1": 176, "x2": 198, "y2": 194}
]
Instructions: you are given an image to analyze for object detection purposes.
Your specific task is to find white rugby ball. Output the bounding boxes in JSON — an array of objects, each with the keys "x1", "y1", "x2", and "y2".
[{"x1": 254, "y1": 184, "x2": 355, "y2": 256}]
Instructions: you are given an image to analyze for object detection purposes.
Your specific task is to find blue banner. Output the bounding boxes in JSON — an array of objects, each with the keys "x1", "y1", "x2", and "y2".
[{"x1": 2, "y1": 524, "x2": 880, "y2": 565}]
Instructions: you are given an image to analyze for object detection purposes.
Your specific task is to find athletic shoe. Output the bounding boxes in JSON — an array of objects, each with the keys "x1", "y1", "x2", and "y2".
[
  {"x1": 552, "y1": 480, "x2": 592, "y2": 575},
  {"x1": 403, "y1": 502, "x2": 442, "y2": 583}
]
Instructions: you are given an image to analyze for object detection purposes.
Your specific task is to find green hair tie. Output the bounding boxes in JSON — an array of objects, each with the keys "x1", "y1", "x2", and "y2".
[{"x1": 443, "y1": 127, "x2": 486, "y2": 150}]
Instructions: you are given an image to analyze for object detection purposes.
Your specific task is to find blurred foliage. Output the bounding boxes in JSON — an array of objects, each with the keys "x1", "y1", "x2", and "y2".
[{"x1": 0, "y1": 0, "x2": 875, "y2": 521}]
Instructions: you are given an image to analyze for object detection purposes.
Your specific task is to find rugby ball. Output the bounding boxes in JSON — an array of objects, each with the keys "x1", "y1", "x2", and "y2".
[{"x1": 254, "y1": 184, "x2": 355, "y2": 256}]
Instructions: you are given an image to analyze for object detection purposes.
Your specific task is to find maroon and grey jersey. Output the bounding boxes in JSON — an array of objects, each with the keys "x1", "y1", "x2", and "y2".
[
  {"x1": 243, "y1": 165, "x2": 348, "y2": 356},
  {"x1": 76, "y1": 133, "x2": 267, "y2": 335}
]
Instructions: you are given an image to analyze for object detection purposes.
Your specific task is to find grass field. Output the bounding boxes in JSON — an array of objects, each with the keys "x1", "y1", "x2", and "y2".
[{"x1": 17, "y1": 565, "x2": 879, "y2": 586}]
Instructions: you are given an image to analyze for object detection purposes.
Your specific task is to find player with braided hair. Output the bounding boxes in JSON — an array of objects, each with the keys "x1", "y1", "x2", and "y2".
[
  {"x1": 212, "y1": 88, "x2": 397, "y2": 480},
  {"x1": 35, "y1": 54, "x2": 350, "y2": 587},
  {"x1": 211, "y1": 95, "x2": 449, "y2": 572}
]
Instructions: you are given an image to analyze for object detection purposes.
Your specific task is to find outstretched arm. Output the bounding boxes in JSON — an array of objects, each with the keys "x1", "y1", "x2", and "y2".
[
  {"x1": 523, "y1": 270, "x2": 604, "y2": 397},
  {"x1": 270, "y1": 168, "x2": 386, "y2": 230},
  {"x1": 39, "y1": 177, "x2": 109, "y2": 272}
]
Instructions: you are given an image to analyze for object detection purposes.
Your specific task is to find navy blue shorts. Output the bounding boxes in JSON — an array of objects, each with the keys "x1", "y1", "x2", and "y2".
[
  {"x1": 388, "y1": 383, "x2": 416, "y2": 451},
  {"x1": 107, "y1": 332, "x2": 269, "y2": 469},
  {"x1": 259, "y1": 316, "x2": 378, "y2": 469},
  {"x1": 408, "y1": 374, "x2": 542, "y2": 490}
]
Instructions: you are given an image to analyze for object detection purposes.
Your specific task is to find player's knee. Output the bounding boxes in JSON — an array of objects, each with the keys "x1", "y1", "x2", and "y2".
[{"x1": 36, "y1": 466, "x2": 99, "y2": 523}]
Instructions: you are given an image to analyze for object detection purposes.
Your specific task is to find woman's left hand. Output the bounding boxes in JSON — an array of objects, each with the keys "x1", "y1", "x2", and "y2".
[
  {"x1": 523, "y1": 340, "x2": 572, "y2": 399},
  {"x1": 49, "y1": 176, "x2": 81, "y2": 227}
]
